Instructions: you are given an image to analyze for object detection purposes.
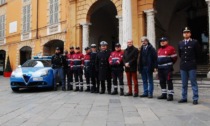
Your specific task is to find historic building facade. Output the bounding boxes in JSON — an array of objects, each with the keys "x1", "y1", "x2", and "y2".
[{"x1": 0, "y1": 0, "x2": 210, "y2": 75}]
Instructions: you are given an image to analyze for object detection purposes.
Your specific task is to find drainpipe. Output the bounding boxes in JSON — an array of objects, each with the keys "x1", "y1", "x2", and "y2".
[{"x1": 36, "y1": 0, "x2": 39, "y2": 39}]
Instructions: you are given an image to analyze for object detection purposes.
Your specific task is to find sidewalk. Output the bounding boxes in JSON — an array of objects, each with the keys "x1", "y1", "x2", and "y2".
[{"x1": 0, "y1": 77, "x2": 210, "y2": 126}]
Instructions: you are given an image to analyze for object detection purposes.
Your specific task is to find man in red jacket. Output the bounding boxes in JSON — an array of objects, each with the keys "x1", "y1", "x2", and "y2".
[
  {"x1": 157, "y1": 37, "x2": 177, "y2": 101},
  {"x1": 66, "y1": 46, "x2": 75, "y2": 90},
  {"x1": 109, "y1": 43, "x2": 124, "y2": 95},
  {"x1": 70, "y1": 47, "x2": 84, "y2": 91}
]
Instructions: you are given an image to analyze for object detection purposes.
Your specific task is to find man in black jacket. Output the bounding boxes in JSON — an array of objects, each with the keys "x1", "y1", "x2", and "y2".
[
  {"x1": 51, "y1": 47, "x2": 66, "y2": 91},
  {"x1": 138, "y1": 37, "x2": 157, "y2": 98},
  {"x1": 96, "y1": 41, "x2": 112, "y2": 94},
  {"x1": 178, "y1": 27, "x2": 200, "y2": 105},
  {"x1": 123, "y1": 40, "x2": 139, "y2": 97}
]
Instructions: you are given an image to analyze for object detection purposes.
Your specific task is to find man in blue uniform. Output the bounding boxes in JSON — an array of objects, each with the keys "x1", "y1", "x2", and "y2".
[{"x1": 178, "y1": 27, "x2": 200, "y2": 105}]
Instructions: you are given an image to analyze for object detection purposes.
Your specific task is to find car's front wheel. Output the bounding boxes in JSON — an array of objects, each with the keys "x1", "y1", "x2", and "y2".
[{"x1": 11, "y1": 87, "x2": 19, "y2": 92}]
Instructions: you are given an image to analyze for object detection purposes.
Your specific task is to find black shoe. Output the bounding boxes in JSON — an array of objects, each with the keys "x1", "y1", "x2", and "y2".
[
  {"x1": 111, "y1": 90, "x2": 118, "y2": 95},
  {"x1": 133, "y1": 93, "x2": 138, "y2": 97},
  {"x1": 178, "y1": 99, "x2": 187, "y2": 103},
  {"x1": 167, "y1": 95, "x2": 173, "y2": 101},
  {"x1": 120, "y1": 89, "x2": 124, "y2": 96},
  {"x1": 108, "y1": 91, "x2": 111, "y2": 94},
  {"x1": 79, "y1": 87, "x2": 83, "y2": 92},
  {"x1": 74, "y1": 87, "x2": 79, "y2": 92},
  {"x1": 62, "y1": 88, "x2": 66, "y2": 91},
  {"x1": 124, "y1": 92, "x2": 133, "y2": 96},
  {"x1": 94, "y1": 90, "x2": 99, "y2": 93},
  {"x1": 139, "y1": 94, "x2": 148, "y2": 98},
  {"x1": 157, "y1": 94, "x2": 167, "y2": 99},
  {"x1": 100, "y1": 91, "x2": 105, "y2": 94},
  {"x1": 193, "y1": 100, "x2": 198, "y2": 105},
  {"x1": 148, "y1": 95, "x2": 153, "y2": 98},
  {"x1": 68, "y1": 85, "x2": 73, "y2": 91},
  {"x1": 85, "y1": 87, "x2": 90, "y2": 92},
  {"x1": 54, "y1": 87, "x2": 57, "y2": 91}
]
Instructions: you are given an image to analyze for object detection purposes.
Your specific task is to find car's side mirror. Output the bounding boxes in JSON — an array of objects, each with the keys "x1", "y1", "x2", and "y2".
[{"x1": 18, "y1": 65, "x2": 21, "y2": 68}]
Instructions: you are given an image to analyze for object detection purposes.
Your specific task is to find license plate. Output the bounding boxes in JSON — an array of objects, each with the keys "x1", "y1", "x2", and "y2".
[{"x1": 33, "y1": 77, "x2": 43, "y2": 81}]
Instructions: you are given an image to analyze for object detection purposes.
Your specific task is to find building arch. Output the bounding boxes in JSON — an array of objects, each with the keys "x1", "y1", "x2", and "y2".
[{"x1": 43, "y1": 39, "x2": 64, "y2": 56}]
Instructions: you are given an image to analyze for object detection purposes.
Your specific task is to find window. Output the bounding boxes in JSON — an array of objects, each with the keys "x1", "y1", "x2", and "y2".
[
  {"x1": 0, "y1": 15, "x2": 5, "y2": 40},
  {"x1": 49, "y1": 0, "x2": 59, "y2": 25},
  {"x1": 23, "y1": 4, "x2": 30, "y2": 33},
  {"x1": 0, "y1": 0, "x2": 6, "y2": 5}
]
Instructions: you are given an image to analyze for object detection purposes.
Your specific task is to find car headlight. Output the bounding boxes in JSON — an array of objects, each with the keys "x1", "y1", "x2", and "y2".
[
  {"x1": 11, "y1": 68, "x2": 22, "y2": 77},
  {"x1": 40, "y1": 70, "x2": 49, "y2": 77}
]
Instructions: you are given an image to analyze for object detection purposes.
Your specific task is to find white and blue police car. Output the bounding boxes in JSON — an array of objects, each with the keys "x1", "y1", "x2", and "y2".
[{"x1": 10, "y1": 56, "x2": 54, "y2": 92}]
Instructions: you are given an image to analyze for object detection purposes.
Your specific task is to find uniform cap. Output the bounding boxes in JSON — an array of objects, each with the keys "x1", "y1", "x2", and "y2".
[
  {"x1": 159, "y1": 37, "x2": 168, "y2": 42},
  {"x1": 100, "y1": 41, "x2": 108, "y2": 46},
  {"x1": 75, "y1": 46, "x2": 80, "y2": 50},
  {"x1": 115, "y1": 43, "x2": 121, "y2": 47},
  {"x1": 85, "y1": 47, "x2": 90, "y2": 50},
  {"x1": 56, "y1": 47, "x2": 60, "y2": 50},
  {"x1": 183, "y1": 27, "x2": 191, "y2": 33},
  {"x1": 69, "y1": 46, "x2": 74, "y2": 49},
  {"x1": 91, "y1": 44, "x2": 97, "y2": 48}
]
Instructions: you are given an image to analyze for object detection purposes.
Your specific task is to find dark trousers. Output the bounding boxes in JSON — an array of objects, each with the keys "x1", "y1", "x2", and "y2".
[
  {"x1": 158, "y1": 69, "x2": 173, "y2": 95},
  {"x1": 126, "y1": 72, "x2": 138, "y2": 94},
  {"x1": 100, "y1": 79, "x2": 111, "y2": 92},
  {"x1": 112, "y1": 70, "x2": 124, "y2": 90},
  {"x1": 91, "y1": 75, "x2": 100, "y2": 91},
  {"x1": 85, "y1": 69, "x2": 90, "y2": 88},
  {"x1": 73, "y1": 69, "x2": 83, "y2": 89}
]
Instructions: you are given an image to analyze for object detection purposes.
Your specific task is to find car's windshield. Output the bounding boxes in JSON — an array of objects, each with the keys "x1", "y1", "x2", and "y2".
[{"x1": 22, "y1": 60, "x2": 51, "y2": 67}]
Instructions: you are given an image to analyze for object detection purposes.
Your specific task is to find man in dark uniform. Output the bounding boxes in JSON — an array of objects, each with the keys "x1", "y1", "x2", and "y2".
[
  {"x1": 96, "y1": 41, "x2": 112, "y2": 94},
  {"x1": 66, "y1": 46, "x2": 75, "y2": 90},
  {"x1": 84, "y1": 47, "x2": 91, "y2": 92},
  {"x1": 70, "y1": 47, "x2": 84, "y2": 92},
  {"x1": 90, "y1": 44, "x2": 100, "y2": 93},
  {"x1": 63, "y1": 50, "x2": 69, "y2": 90},
  {"x1": 178, "y1": 27, "x2": 200, "y2": 105},
  {"x1": 51, "y1": 47, "x2": 66, "y2": 91},
  {"x1": 109, "y1": 43, "x2": 124, "y2": 96}
]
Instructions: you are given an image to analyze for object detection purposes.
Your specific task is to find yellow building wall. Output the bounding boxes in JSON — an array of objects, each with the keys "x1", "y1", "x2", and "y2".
[{"x1": 1, "y1": 0, "x2": 154, "y2": 70}]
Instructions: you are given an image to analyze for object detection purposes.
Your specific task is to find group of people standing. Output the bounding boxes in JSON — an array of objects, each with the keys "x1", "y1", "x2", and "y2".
[{"x1": 51, "y1": 27, "x2": 200, "y2": 105}]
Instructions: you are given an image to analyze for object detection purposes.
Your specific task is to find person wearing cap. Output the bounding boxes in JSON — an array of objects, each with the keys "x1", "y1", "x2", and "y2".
[
  {"x1": 66, "y1": 46, "x2": 75, "y2": 90},
  {"x1": 123, "y1": 40, "x2": 139, "y2": 97},
  {"x1": 96, "y1": 41, "x2": 112, "y2": 94},
  {"x1": 51, "y1": 47, "x2": 66, "y2": 91},
  {"x1": 90, "y1": 44, "x2": 100, "y2": 93},
  {"x1": 108, "y1": 43, "x2": 124, "y2": 95},
  {"x1": 157, "y1": 37, "x2": 177, "y2": 101},
  {"x1": 84, "y1": 47, "x2": 91, "y2": 92},
  {"x1": 138, "y1": 36, "x2": 157, "y2": 98},
  {"x1": 70, "y1": 46, "x2": 84, "y2": 91},
  {"x1": 178, "y1": 27, "x2": 200, "y2": 105},
  {"x1": 63, "y1": 50, "x2": 69, "y2": 90}
]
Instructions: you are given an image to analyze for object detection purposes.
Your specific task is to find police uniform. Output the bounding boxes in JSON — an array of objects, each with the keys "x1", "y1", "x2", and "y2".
[
  {"x1": 51, "y1": 47, "x2": 66, "y2": 91},
  {"x1": 84, "y1": 47, "x2": 91, "y2": 92},
  {"x1": 96, "y1": 41, "x2": 112, "y2": 94},
  {"x1": 66, "y1": 46, "x2": 75, "y2": 90},
  {"x1": 90, "y1": 44, "x2": 100, "y2": 93},
  {"x1": 63, "y1": 50, "x2": 69, "y2": 90},
  {"x1": 108, "y1": 43, "x2": 124, "y2": 95},
  {"x1": 70, "y1": 47, "x2": 84, "y2": 91},
  {"x1": 178, "y1": 27, "x2": 200, "y2": 105},
  {"x1": 157, "y1": 37, "x2": 177, "y2": 101}
]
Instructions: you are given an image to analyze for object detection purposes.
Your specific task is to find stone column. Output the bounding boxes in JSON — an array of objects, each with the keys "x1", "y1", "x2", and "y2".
[
  {"x1": 81, "y1": 23, "x2": 91, "y2": 53},
  {"x1": 122, "y1": 0, "x2": 132, "y2": 49},
  {"x1": 144, "y1": 9, "x2": 156, "y2": 48},
  {"x1": 206, "y1": 0, "x2": 210, "y2": 78},
  {"x1": 116, "y1": 15, "x2": 123, "y2": 46}
]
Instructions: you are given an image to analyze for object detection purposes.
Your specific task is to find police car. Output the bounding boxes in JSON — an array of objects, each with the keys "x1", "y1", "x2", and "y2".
[{"x1": 10, "y1": 56, "x2": 54, "y2": 92}]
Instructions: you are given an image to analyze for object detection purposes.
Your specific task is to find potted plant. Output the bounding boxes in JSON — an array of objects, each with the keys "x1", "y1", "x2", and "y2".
[{"x1": 4, "y1": 56, "x2": 12, "y2": 77}]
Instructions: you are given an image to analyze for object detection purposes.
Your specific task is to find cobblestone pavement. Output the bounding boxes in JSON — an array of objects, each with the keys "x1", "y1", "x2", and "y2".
[{"x1": 0, "y1": 76, "x2": 210, "y2": 126}]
